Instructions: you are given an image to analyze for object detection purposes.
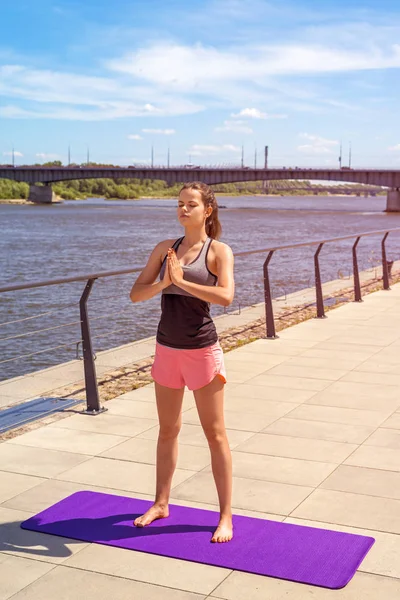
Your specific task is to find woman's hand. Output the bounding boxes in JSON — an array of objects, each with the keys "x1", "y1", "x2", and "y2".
[{"x1": 167, "y1": 248, "x2": 184, "y2": 286}]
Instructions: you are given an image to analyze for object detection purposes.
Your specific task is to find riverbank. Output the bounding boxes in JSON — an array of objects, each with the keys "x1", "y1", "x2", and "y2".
[
  {"x1": 0, "y1": 198, "x2": 32, "y2": 205},
  {"x1": 0, "y1": 197, "x2": 63, "y2": 205}
]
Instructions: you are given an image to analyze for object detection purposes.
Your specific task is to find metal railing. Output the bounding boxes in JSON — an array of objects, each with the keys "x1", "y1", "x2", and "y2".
[{"x1": 1, "y1": 226, "x2": 399, "y2": 414}]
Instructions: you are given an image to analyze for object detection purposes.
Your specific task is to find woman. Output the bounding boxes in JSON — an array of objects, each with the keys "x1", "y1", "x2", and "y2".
[{"x1": 129, "y1": 181, "x2": 234, "y2": 543}]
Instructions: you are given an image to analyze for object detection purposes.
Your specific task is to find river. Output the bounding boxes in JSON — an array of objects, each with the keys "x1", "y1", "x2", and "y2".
[{"x1": 1, "y1": 195, "x2": 400, "y2": 381}]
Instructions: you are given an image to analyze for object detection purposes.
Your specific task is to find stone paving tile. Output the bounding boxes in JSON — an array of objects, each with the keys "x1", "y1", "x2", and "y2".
[
  {"x1": 317, "y1": 379, "x2": 400, "y2": 400},
  {"x1": 303, "y1": 389, "x2": 400, "y2": 413},
  {"x1": 0, "y1": 471, "x2": 47, "y2": 505},
  {"x1": 224, "y1": 396, "x2": 301, "y2": 418},
  {"x1": 263, "y1": 417, "x2": 375, "y2": 444},
  {"x1": 138, "y1": 422, "x2": 255, "y2": 449},
  {"x1": 354, "y1": 359, "x2": 400, "y2": 375},
  {"x1": 104, "y1": 398, "x2": 160, "y2": 419},
  {"x1": 324, "y1": 333, "x2": 399, "y2": 347},
  {"x1": 364, "y1": 428, "x2": 400, "y2": 449},
  {"x1": 63, "y1": 543, "x2": 230, "y2": 596},
  {"x1": 285, "y1": 517, "x2": 400, "y2": 580},
  {"x1": 8, "y1": 566, "x2": 206, "y2": 600},
  {"x1": 54, "y1": 456, "x2": 197, "y2": 496},
  {"x1": 223, "y1": 352, "x2": 287, "y2": 367},
  {"x1": 285, "y1": 404, "x2": 391, "y2": 427},
  {"x1": 234, "y1": 433, "x2": 358, "y2": 464},
  {"x1": 320, "y1": 465, "x2": 400, "y2": 500},
  {"x1": 7, "y1": 426, "x2": 129, "y2": 456},
  {"x1": 283, "y1": 355, "x2": 363, "y2": 371},
  {"x1": 210, "y1": 570, "x2": 400, "y2": 599},
  {"x1": 310, "y1": 341, "x2": 383, "y2": 355},
  {"x1": 0, "y1": 443, "x2": 90, "y2": 478},
  {"x1": 344, "y1": 445, "x2": 400, "y2": 472},
  {"x1": 247, "y1": 373, "x2": 331, "y2": 392},
  {"x1": 226, "y1": 365, "x2": 275, "y2": 384},
  {"x1": 381, "y1": 414, "x2": 400, "y2": 429},
  {"x1": 299, "y1": 346, "x2": 380, "y2": 362},
  {"x1": 0, "y1": 554, "x2": 55, "y2": 600},
  {"x1": 292, "y1": 488, "x2": 400, "y2": 534},
  {"x1": 232, "y1": 339, "x2": 315, "y2": 356},
  {"x1": 276, "y1": 327, "x2": 341, "y2": 342},
  {"x1": 341, "y1": 370, "x2": 400, "y2": 387},
  {"x1": 371, "y1": 347, "x2": 400, "y2": 363},
  {"x1": 227, "y1": 383, "x2": 316, "y2": 403},
  {"x1": 100, "y1": 437, "x2": 212, "y2": 471},
  {"x1": 0, "y1": 506, "x2": 89, "y2": 564},
  {"x1": 264, "y1": 364, "x2": 348, "y2": 381},
  {"x1": 1, "y1": 479, "x2": 154, "y2": 514},
  {"x1": 172, "y1": 471, "x2": 313, "y2": 515},
  {"x1": 48, "y1": 412, "x2": 158, "y2": 437},
  {"x1": 205, "y1": 451, "x2": 337, "y2": 487}
]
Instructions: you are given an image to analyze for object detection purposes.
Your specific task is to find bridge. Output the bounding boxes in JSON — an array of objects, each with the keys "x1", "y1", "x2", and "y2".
[{"x1": 1, "y1": 166, "x2": 399, "y2": 210}]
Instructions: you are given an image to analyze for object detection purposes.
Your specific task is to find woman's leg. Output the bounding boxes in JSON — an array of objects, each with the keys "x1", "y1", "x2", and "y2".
[
  {"x1": 193, "y1": 375, "x2": 233, "y2": 542},
  {"x1": 134, "y1": 381, "x2": 184, "y2": 527}
]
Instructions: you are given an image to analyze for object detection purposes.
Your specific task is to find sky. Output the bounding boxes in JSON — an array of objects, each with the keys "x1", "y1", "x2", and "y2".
[{"x1": 1, "y1": 0, "x2": 400, "y2": 168}]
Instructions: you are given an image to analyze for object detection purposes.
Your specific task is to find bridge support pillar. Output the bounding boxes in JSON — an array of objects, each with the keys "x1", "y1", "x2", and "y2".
[
  {"x1": 386, "y1": 189, "x2": 400, "y2": 212},
  {"x1": 28, "y1": 185, "x2": 57, "y2": 204}
]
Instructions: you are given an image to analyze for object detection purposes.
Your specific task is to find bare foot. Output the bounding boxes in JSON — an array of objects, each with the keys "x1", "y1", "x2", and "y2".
[
  {"x1": 133, "y1": 504, "x2": 169, "y2": 527},
  {"x1": 211, "y1": 515, "x2": 233, "y2": 543}
]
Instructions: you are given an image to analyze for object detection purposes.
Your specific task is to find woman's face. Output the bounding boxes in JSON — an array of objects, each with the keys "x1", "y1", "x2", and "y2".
[{"x1": 177, "y1": 188, "x2": 210, "y2": 227}]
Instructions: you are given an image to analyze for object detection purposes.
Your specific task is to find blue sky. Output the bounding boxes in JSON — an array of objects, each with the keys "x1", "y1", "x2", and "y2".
[{"x1": 1, "y1": 0, "x2": 400, "y2": 167}]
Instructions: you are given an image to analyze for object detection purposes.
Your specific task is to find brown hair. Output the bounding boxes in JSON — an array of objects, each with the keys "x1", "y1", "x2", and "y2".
[{"x1": 179, "y1": 181, "x2": 222, "y2": 240}]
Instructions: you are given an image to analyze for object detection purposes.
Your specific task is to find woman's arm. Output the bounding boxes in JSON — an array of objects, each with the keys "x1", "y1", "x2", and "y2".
[
  {"x1": 129, "y1": 241, "x2": 172, "y2": 303},
  {"x1": 168, "y1": 242, "x2": 234, "y2": 307}
]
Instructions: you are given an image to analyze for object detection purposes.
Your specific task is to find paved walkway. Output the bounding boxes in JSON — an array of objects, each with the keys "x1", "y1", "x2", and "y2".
[{"x1": 0, "y1": 283, "x2": 400, "y2": 599}]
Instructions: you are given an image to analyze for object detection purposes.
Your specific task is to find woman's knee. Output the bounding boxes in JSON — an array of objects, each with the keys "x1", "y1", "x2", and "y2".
[
  {"x1": 203, "y1": 427, "x2": 227, "y2": 446},
  {"x1": 158, "y1": 423, "x2": 181, "y2": 441}
]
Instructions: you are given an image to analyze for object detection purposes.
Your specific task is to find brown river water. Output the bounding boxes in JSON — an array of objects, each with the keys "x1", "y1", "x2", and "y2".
[{"x1": 1, "y1": 195, "x2": 400, "y2": 381}]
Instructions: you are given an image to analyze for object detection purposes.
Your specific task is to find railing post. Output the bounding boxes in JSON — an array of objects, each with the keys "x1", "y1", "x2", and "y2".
[
  {"x1": 314, "y1": 243, "x2": 326, "y2": 318},
  {"x1": 352, "y1": 237, "x2": 363, "y2": 302},
  {"x1": 381, "y1": 232, "x2": 390, "y2": 290},
  {"x1": 79, "y1": 278, "x2": 106, "y2": 415},
  {"x1": 263, "y1": 250, "x2": 278, "y2": 339}
]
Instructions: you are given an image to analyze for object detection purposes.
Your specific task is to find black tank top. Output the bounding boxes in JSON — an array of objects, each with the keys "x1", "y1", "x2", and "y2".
[{"x1": 156, "y1": 236, "x2": 218, "y2": 349}]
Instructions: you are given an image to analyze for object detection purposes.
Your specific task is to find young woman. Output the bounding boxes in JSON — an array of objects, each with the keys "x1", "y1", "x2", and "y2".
[{"x1": 129, "y1": 181, "x2": 235, "y2": 543}]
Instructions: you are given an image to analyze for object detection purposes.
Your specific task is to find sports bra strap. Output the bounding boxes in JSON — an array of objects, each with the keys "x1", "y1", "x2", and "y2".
[{"x1": 172, "y1": 237, "x2": 184, "y2": 250}]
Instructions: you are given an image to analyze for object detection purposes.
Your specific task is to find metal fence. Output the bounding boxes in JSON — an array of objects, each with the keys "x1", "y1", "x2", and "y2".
[{"x1": 1, "y1": 227, "x2": 399, "y2": 415}]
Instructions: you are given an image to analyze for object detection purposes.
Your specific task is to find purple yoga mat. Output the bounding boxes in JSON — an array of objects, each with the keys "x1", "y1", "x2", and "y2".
[{"x1": 21, "y1": 491, "x2": 374, "y2": 589}]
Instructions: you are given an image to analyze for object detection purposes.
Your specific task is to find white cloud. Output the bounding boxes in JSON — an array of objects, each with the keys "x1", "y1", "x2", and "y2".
[
  {"x1": 128, "y1": 134, "x2": 143, "y2": 140},
  {"x1": 297, "y1": 133, "x2": 339, "y2": 154},
  {"x1": 388, "y1": 144, "x2": 400, "y2": 151},
  {"x1": 3, "y1": 19, "x2": 400, "y2": 122},
  {"x1": 141, "y1": 129, "x2": 175, "y2": 135},
  {"x1": 231, "y1": 107, "x2": 287, "y2": 119},
  {"x1": 3, "y1": 150, "x2": 23, "y2": 157},
  {"x1": 0, "y1": 66, "x2": 203, "y2": 120},
  {"x1": 189, "y1": 144, "x2": 241, "y2": 156},
  {"x1": 215, "y1": 120, "x2": 253, "y2": 133},
  {"x1": 107, "y1": 41, "x2": 400, "y2": 85}
]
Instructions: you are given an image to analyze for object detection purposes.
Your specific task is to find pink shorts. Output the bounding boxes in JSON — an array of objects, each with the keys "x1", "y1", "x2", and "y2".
[{"x1": 151, "y1": 341, "x2": 227, "y2": 391}]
